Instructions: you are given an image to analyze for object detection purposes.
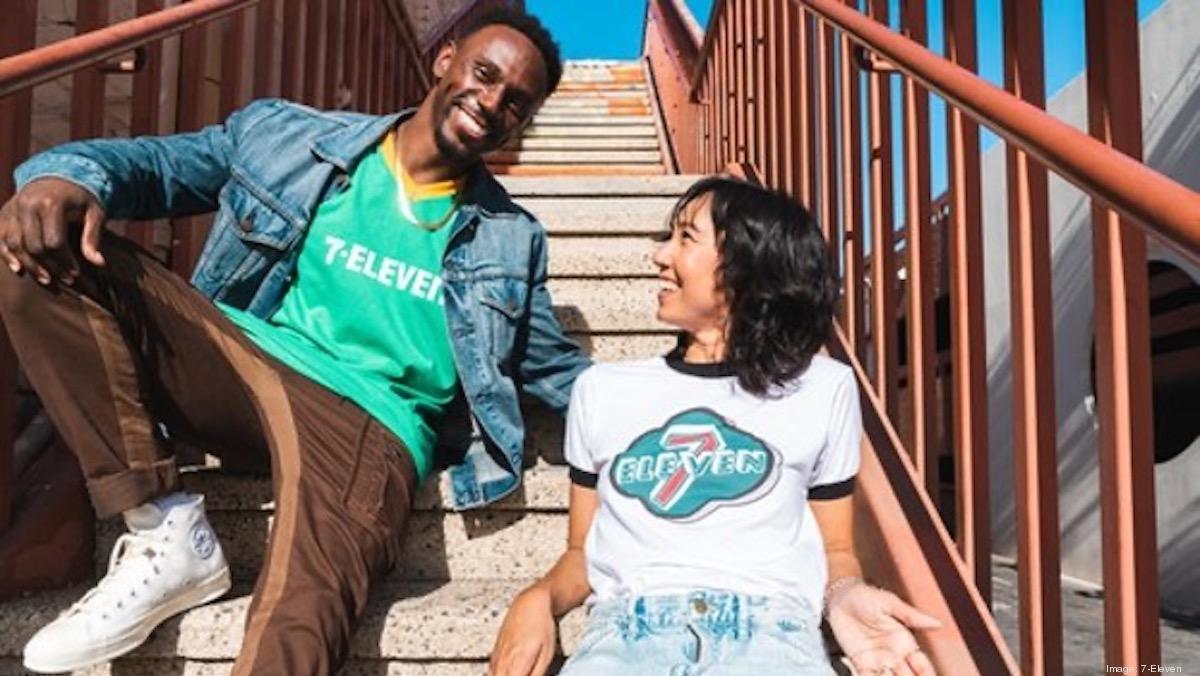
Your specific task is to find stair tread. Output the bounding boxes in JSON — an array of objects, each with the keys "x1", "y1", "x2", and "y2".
[
  {"x1": 487, "y1": 149, "x2": 662, "y2": 164},
  {"x1": 526, "y1": 197, "x2": 679, "y2": 234},
  {"x1": 523, "y1": 125, "x2": 658, "y2": 138},
  {"x1": 0, "y1": 579, "x2": 587, "y2": 661},
  {"x1": 499, "y1": 174, "x2": 702, "y2": 196}
]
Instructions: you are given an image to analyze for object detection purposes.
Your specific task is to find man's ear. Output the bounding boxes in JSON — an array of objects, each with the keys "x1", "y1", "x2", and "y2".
[{"x1": 432, "y1": 41, "x2": 456, "y2": 80}]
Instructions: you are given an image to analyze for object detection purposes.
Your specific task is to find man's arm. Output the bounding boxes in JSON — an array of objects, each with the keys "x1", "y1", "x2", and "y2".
[
  {"x1": 14, "y1": 99, "x2": 277, "y2": 221},
  {"x1": 1, "y1": 100, "x2": 275, "y2": 284},
  {"x1": 517, "y1": 228, "x2": 591, "y2": 414}
]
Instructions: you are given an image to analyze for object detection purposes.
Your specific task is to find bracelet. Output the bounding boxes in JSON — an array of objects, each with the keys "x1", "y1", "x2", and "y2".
[{"x1": 823, "y1": 576, "x2": 865, "y2": 616}]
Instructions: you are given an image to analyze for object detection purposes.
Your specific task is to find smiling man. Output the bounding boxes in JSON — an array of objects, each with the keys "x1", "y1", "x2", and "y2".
[{"x1": 0, "y1": 8, "x2": 587, "y2": 675}]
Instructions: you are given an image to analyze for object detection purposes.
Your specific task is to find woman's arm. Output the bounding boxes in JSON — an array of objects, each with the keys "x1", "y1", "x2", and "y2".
[
  {"x1": 812, "y1": 494, "x2": 941, "y2": 676},
  {"x1": 489, "y1": 483, "x2": 598, "y2": 676},
  {"x1": 525, "y1": 483, "x2": 598, "y2": 614}
]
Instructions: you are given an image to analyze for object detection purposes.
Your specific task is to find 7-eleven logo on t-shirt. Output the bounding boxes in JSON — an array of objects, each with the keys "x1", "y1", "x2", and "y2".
[{"x1": 610, "y1": 408, "x2": 780, "y2": 521}]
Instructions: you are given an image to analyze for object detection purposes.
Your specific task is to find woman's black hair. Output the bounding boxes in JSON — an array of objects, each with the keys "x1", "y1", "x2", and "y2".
[{"x1": 666, "y1": 176, "x2": 837, "y2": 396}]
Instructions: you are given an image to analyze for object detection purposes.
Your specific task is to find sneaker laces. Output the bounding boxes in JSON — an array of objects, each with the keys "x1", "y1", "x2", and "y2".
[{"x1": 64, "y1": 531, "x2": 163, "y2": 619}]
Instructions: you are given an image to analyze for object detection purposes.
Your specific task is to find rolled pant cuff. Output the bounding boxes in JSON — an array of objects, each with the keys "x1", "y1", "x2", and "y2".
[{"x1": 86, "y1": 458, "x2": 182, "y2": 518}]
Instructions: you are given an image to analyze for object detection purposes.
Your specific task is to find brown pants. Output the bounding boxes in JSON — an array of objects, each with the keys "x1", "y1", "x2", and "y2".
[{"x1": 0, "y1": 235, "x2": 418, "y2": 675}]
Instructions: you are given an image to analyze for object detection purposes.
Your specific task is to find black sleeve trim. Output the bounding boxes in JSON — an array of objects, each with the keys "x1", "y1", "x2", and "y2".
[
  {"x1": 569, "y1": 465, "x2": 599, "y2": 488},
  {"x1": 809, "y1": 477, "x2": 856, "y2": 500}
]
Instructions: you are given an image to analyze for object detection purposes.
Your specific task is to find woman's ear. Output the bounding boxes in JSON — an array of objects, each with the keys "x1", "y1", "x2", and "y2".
[{"x1": 432, "y1": 42, "x2": 456, "y2": 80}]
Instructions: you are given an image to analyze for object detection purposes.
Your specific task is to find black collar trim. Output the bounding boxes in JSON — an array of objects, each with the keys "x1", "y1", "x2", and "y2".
[{"x1": 664, "y1": 351, "x2": 735, "y2": 378}]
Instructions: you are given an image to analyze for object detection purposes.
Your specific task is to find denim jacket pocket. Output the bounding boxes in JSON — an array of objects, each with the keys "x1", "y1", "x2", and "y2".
[
  {"x1": 476, "y1": 278, "x2": 529, "y2": 360},
  {"x1": 223, "y1": 178, "x2": 303, "y2": 251}
]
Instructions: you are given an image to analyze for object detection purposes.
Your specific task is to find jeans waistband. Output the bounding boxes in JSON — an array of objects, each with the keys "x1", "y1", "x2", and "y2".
[{"x1": 587, "y1": 590, "x2": 816, "y2": 641}]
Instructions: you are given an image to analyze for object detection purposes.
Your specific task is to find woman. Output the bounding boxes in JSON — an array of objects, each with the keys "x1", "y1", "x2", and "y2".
[{"x1": 489, "y1": 177, "x2": 940, "y2": 676}]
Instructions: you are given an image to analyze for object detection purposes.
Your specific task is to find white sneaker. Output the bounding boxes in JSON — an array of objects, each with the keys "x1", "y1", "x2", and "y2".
[{"x1": 23, "y1": 494, "x2": 231, "y2": 673}]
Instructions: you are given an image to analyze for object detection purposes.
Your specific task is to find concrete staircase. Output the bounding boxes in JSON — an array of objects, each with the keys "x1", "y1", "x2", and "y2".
[
  {"x1": 0, "y1": 62, "x2": 696, "y2": 675},
  {"x1": 487, "y1": 60, "x2": 667, "y2": 176}
]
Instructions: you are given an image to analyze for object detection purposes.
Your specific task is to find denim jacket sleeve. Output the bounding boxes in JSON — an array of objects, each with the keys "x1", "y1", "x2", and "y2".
[
  {"x1": 517, "y1": 227, "x2": 591, "y2": 415},
  {"x1": 13, "y1": 99, "x2": 280, "y2": 221}
]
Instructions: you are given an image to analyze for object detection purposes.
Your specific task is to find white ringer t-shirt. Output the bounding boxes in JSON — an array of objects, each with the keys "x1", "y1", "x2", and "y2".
[{"x1": 565, "y1": 353, "x2": 862, "y2": 614}]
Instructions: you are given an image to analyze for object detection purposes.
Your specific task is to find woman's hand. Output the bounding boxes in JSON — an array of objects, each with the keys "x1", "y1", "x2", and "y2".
[
  {"x1": 826, "y1": 579, "x2": 942, "y2": 676},
  {"x1": 489, "y1": 585, "x2": 558, "y2": 676}
]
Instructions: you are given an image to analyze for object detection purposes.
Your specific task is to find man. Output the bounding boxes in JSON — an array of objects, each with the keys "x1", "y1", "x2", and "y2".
[{"x1": 0, "y1": 8, "x2": 587, "y2": 674}]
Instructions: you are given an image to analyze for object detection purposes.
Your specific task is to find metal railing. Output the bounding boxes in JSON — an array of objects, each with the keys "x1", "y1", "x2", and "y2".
[
  {"x1": 645, "y1": 0, "x2": 1200, "y2": 673},
  {"x1": 0, "y1": 0, "x2": 506, "y2": 595}
]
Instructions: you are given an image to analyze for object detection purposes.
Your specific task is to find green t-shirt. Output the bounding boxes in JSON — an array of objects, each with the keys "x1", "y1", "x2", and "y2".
[{"x1": 222, "y1": 131, "x2": 462, "y2": 481}]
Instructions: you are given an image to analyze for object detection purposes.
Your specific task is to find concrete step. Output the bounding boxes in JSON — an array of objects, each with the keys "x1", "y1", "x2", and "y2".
[
  {"x1": 548, "y1": 278, "x2": 664, "y2": 332},
  {"x1": 506, "y1": 136, "x2": 660, "y2": 150},
  {"x1": 523, "y1": 124, "x2": 657, "y2": 138},
  {"x1": 527, "y1": 196, "x2": 677, "y2": 234},
  {"x1": 538, "y1": 105, "x2": 651, "y2": 117},
  {"x1": 488, "y1": 149, "x2": 661, "y2": 165},
  {"x1": 540, "y1": 99, "x2": 649, "y2": 110},
  {"x1": 0, "y1": 579, "x2": 587, "y2": 663},
  {"x1": 544, "y1": 89, "x2": 649, "y2": 100},
  {"x1": 489, "y1": 164, "x2": 665, "y2": 177},
  {"x1": 547, "y1": 236, "x2": 656, "y2": 278},
  {"x1": 555, "y1": 83, "x2": 647, "y2": 93},
  {"x1": 568, "y1": 333, "x2": 676, "y2": 363},
  {"x1": 531, "y1": 114, "x2": 656, "y2": 126},
  {"x1": 181, "y1": 462, "x2": 572, "y2": 514},
  {"x1": 0, "y1": 659, "x2": 499, "y2": 675},
  {"x1": 499, "y1": 174, "x2": 700, "y2": 197},
  {"x1": 97, "y1": 508, "x2": 569, "y2": 583}
]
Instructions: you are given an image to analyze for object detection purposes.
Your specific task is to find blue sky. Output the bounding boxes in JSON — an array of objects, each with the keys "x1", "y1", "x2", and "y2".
[{"x1": 526, "y1": 0, "x2": 1168, "y2": 200}]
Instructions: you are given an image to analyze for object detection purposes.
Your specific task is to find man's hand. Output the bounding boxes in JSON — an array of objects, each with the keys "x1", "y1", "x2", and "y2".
[
  {"x1": 0, "y1": 178, "x2": 107, "y2": 285},
  {"x1": 827, "y1": 580, "x2": 942, "y2": 676},
  {"x1": 488, "y1": 585, "x2": 557, "y2": 676}
]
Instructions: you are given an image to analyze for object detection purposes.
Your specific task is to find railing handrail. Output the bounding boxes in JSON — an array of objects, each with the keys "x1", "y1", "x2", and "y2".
[
  {"x1": 667, "y1": 0, "x2": 1200, "y2": 263},
  {"x1": 0, "y1": 0, "x2": 258, "y2": 98}
]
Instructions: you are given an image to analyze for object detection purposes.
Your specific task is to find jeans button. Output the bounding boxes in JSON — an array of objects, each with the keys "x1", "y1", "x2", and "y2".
[{"x1": 692, "y1": 599, "x2": 708, "y2": 614}]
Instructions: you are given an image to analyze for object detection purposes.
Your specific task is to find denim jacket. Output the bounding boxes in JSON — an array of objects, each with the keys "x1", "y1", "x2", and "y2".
[{"x1": 14, "y1": 99, "x2": 591, "y2": 509}]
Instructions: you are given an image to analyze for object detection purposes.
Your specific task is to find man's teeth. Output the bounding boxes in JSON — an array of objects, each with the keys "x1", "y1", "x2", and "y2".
[{"x1": 460, "y1": 108, "x2": 485, "y2": 136}]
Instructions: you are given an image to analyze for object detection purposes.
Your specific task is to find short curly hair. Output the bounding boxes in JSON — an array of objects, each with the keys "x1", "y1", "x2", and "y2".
[
  {"x1": 461, "y1": 7, "x2": 562, "y2": 95},
  {"x1": 666, "y1": 177, "x2": 836, "y2": 396}
]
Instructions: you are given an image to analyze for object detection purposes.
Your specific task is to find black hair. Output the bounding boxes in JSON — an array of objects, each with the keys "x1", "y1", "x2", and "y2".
[
  {"x1": 461, "y1": 7, "x2": 563, "y2": 96},
  {"x1": 666, "y1": 176, "x2": 837, "y2": 396}
]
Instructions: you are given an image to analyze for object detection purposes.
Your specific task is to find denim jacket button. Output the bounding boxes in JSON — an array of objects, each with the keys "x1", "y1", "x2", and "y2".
[
  {"x1": 240, "y1": 219, "x2": 253, "y2": 233},
  {"x1": 692, "y1": 599, "x2": 708, "y2": 614}
]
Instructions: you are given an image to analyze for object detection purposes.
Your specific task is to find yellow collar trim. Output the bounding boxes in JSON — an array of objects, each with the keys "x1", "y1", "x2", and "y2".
[{"x1": 381, "y1": 130, "x2": 464, "y2": 200}]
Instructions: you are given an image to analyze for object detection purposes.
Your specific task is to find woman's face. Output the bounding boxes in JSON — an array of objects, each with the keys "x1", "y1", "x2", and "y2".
[{"x1": 651, "y1": 193, "x2": 728, "y2": 336}]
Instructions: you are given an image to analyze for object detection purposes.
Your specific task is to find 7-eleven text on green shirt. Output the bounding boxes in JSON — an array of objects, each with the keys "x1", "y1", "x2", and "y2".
[{"x1": 222, "y1": 130, "x2": 462, "y2": 481}]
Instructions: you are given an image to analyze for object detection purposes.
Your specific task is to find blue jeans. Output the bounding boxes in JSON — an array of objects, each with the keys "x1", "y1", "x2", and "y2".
[{"x1": 560, "y1": 590, "x2": 837, "y2": 675}]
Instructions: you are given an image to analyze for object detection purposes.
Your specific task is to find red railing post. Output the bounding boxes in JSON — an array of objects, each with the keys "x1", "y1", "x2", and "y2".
[
  {"x1": 839, "y1": 1, "x2": 864, "y2": 358},
  {"x1": 170, "y1": 20, "x2": 212, "y2": 277},
  {"x1": 128, "y1": 0, "x2": 166, "y2": 253},
  {"x1": 865, "y1": 0, "x2": 898, "y2": 424},
  {"x1": 324, "y1": 0, "x2": 344, "y2": 108},
  {"x1": 944, "y1": 0, "x2": 992, "y2": 607},
  {"x1": 1002, "y1": 0, "x2": 1064, "y2": 672},
  {"x1": 1084, "y1": 0, "x2": 1161, "y2": 669},
  {"x1": 0, "y1": 0, "x2": 37, "y2": 536},
  {"x1": 900, "y1": 0, "x2": 938, "y2": 500},
  {"x1": 71, "y1": 1, "x2": 111, "y2": 140},
  {"x1": 253, "y1": 0, "x2": 278, "y2": 97},
  {"x1": 219, "y1": 9, "x2": 249, "y2": 118},
  {"x1": 304, "y1": 0, "x2": 325, "y2": 106}
]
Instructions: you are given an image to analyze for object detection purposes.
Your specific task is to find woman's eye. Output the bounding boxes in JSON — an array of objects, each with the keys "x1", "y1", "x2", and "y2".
[{"x1": 474, "y1": 65, "x2": 490, "y2": 80}]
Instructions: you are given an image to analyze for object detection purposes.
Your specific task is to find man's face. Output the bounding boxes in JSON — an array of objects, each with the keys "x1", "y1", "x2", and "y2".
[{"x1": 429, "y1": 25, "x2": 549, "y2": 164}]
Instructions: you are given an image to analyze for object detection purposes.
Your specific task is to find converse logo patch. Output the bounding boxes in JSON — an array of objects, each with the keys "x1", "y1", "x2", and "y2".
[{"x1": 190, "y1": 522, "x2": 216, "y2": 560}]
